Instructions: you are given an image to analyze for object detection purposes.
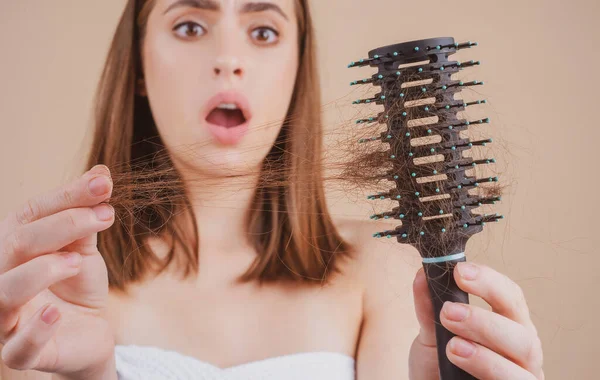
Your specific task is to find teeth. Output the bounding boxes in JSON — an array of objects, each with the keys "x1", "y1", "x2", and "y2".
[{"x1": 217, "y1": 103, "x2": 238, "y2": 110}]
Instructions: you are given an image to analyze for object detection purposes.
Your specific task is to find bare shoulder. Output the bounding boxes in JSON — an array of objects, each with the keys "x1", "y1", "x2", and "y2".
[
  {"x1": 334, "y1": 218, "x2": 423, "y2": 377},
  {"x1": 334, "y1": 217, "x2": 421, "y2": 299}
]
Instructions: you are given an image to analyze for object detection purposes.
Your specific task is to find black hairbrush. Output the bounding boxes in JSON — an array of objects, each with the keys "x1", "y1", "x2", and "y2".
[{"x1": 348, "y1": 37, "x2": 504, "y2": 380}]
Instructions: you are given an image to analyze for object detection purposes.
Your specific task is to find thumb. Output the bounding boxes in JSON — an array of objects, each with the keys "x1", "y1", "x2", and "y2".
[{"x1": 413, "y1": 266, "x2": 437, "y2": 347}]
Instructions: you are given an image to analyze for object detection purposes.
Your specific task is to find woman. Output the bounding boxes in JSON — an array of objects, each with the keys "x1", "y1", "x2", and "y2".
[{"x1": 0, "y1": 0, "x2": 544, "y2": 379}]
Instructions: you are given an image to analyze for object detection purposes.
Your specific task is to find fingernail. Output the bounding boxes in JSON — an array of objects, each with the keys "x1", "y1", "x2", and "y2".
[
  {"x1": 93, "y1": 204, "x2": 114, "y2": 221},
  {"x1": 89, "y1": 164, "x2": 111, "y2": 177},
  {"x1": 450, "y1": 337, "x2": 476, "y2": 358},
  {"x1": 63, "y1": 252, "x2": 82, "y2": 267},
  {"x1": 89, "y1": 176, "x2": 111, "y2": 196},
  {"x1": 457, "y1": 262, "x2": 478, "y2": 280},
  {"x1": 41, "y1": 304, "x2": 60, "y2": 325},
  {"x1": 443, "y1": 301, "x2": 469, "y2": 322}
]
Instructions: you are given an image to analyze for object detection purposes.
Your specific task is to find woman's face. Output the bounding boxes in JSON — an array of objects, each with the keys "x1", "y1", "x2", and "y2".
[{"x1": 141, "y1": 0, "x2": 299, "y2": 177}]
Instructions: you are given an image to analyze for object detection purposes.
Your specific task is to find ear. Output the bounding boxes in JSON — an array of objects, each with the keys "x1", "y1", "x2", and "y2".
[{"x1": 136, "y1": 77, "x2": 148, "y2": 97}]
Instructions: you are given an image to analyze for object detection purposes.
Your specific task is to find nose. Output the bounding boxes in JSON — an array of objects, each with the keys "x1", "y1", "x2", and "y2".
[{"x1": 213, "y1": 56, "x2": 244, "y2": 79}]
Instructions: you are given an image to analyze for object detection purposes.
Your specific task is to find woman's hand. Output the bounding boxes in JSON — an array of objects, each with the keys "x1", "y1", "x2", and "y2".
[
  {"x1": 0, "y1": 165, "x2": 117, "y2": 378},
  {"x1": 409, "y1": 262, "x2": 545, "y2": 380}
]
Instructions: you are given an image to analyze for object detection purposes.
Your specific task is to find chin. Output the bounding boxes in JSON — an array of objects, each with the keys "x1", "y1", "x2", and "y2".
[{"x1": 176, "y1": 142, "x2": 265, "y2": 180}]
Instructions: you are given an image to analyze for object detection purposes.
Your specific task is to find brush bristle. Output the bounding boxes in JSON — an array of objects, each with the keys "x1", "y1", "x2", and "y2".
[{"x1": 349, "y1": 37, "x2": 503, "y2": 257}]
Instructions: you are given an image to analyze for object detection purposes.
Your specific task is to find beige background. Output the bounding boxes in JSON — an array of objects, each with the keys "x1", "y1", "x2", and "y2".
[{"x1": 0, "y1": 0, "x2": 598, "y2": 379}]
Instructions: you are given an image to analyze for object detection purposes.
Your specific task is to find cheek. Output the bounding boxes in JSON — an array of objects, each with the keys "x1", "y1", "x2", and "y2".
[
  {"x1": 248, "y1": 44, "x2": 299, "y2": 138},
  {"x1": 142, "y1": 36, "x2": 209, "y2": 142}
]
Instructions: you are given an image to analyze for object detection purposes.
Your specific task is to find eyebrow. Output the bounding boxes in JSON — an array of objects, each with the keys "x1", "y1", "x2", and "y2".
[{"x1": 163, "y1": 0, "x2": 289, "y2": 21}]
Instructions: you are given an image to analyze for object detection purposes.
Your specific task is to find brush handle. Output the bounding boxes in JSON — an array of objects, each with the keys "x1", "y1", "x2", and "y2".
[{"x1": 422, "y1": 256, "x2": 477, "y2": 380}]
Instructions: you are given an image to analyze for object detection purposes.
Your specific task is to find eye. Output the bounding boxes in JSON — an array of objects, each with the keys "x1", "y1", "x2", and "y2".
[
  {"x1": 250, "y1": 27, "x2": 279, "y2": 44},
  {"x1": 173, "y1": 21, "x2": 206, "y2": 39}
]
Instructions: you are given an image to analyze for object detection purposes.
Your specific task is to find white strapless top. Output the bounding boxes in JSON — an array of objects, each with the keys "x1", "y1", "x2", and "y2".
[{"x1": 115, "y1": 344, "x2": 356, "y2": 380}]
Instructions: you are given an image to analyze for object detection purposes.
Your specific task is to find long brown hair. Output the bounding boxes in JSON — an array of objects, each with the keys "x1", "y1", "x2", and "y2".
[{"x1": 86, "y1": 0, "x2": 353, "y2": 292}]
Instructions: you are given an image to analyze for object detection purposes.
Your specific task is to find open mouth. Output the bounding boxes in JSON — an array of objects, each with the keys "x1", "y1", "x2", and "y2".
[{"x1": 206, "y1": 103, "x2": 247, "y2": 128}]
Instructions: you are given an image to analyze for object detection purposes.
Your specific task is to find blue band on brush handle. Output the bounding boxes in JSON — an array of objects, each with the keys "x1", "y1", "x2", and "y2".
[{"x1": 422, "y1": 252, "x2": 465, "y2": 264}]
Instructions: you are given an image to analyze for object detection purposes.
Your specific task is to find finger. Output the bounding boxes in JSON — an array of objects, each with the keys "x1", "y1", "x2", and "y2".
[
  {"x1": 446, "y1": 336, "x2": 538, "y2": 380},
  {"x1": 6, "y1": 165, "x2": 112, "y2": 229},
  {"x1": 440, "y1": 301, "x2": 544, "y2": 374},
  {"x1": 1, "y1": 303, "x2": 61, "y2": 371},
  {"x1": 0, "y1": 252, "x2": 81, "y2": 338},
  {"x1": 412, "y1": 266, "x2": 436, "y2": 347},
  {"x1": 453, "y1": 262, "x2": 535, "y2": 331},
  {"x1": 1, "y1": 204, "x2": 114, "y2": 268}
]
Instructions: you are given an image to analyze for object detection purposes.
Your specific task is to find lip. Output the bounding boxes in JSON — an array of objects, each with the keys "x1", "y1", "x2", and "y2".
[{"x1": 203, "y1": 90, "x2": 252, "y2": 146}]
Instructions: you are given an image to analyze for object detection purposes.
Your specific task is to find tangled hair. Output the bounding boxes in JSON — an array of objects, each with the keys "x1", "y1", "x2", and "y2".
[{"x1": 87, "y1": 0, "x2": 354, "y2": 292}]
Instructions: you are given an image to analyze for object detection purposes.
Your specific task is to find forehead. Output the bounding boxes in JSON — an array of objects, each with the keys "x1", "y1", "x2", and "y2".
[{"x1": 156, "y1": 0, "x2": 295, "y2": 14}]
